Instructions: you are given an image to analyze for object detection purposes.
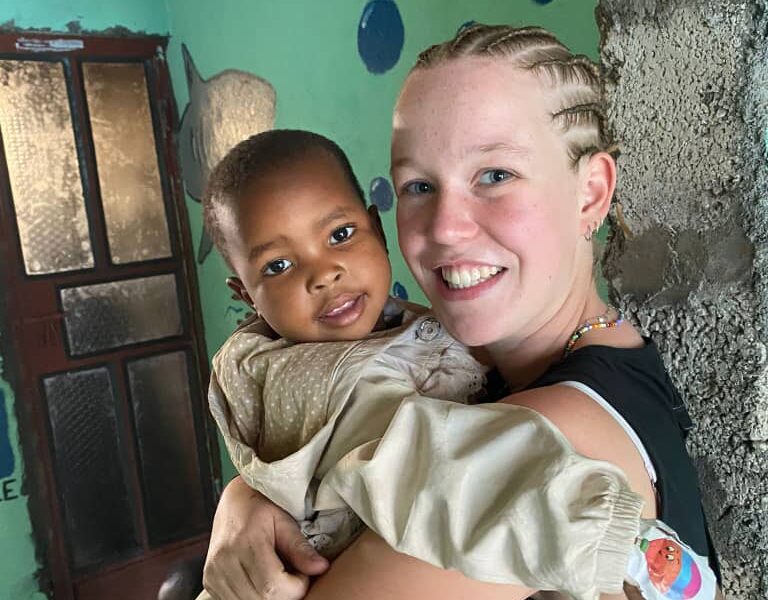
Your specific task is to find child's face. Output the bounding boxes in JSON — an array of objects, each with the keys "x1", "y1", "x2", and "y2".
[{"x1": 224, "y1": 150, "x2": 392, "y2": 342}]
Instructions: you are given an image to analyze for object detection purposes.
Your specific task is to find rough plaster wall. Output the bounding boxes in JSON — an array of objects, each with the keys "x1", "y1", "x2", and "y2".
[{"x1": 598, "y1": 0, "x2": 768, "y2": 597}]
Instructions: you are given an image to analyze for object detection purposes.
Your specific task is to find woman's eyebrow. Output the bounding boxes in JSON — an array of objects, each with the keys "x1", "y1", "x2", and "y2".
[
  {"x1": 390, "y1": 143, "x2": 530, "y2": 171},
  {"x1": 390, "y1": 156, "x2": 417, "y2": 170},
  {"x1": 470, "y1": 141, "x2": 531, "y2": 156}
]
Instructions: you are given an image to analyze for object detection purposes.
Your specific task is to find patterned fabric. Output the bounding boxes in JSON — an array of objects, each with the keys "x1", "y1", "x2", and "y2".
[{"x1": 209, "y1": 305, "x2": 485, "y2": 519}]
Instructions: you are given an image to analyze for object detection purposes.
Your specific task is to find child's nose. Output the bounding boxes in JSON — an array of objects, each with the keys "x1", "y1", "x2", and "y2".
[{"x1": 308, "y1": 264, "x2": 344, "y2": 292}]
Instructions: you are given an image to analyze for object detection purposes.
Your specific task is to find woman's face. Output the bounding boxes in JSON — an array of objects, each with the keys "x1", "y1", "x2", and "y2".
[{"x1": 391, "y1": 58, "x2": 590, "y2": 348}]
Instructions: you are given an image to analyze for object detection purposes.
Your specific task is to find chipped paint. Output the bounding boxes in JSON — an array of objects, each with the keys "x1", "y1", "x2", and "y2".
[{"x1": 15, "y1": 37, "x2": 84, "y2": 52}]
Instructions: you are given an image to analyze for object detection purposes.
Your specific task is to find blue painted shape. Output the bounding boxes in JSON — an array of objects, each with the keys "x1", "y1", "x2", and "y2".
[
  {"x1": 533, "y1": 0, "x2": 554, "y2": 4},
  {"x1": 457, "y1": 20, "x2": 477, "y2": 35},
  {"x1": 0, "y1": 390, "x2": 15, "y2": 479},
  {"x1": 393, "y1": 281, "x2": 409, "y2": 300},
  {"x1": 369, "y1": 176, "x2": 394, "y2": 212},
  {"x1": 358, "y1": 0, "x2": 405, "y2": 74},
  {"x1": 224, "y1": 305, "x2": 245, "y2": 319}
]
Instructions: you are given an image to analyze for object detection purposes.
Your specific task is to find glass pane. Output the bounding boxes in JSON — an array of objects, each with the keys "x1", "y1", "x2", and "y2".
[
  {"x1": 127, "y1": 351, "x2": 207, "y2": 545},
  {"x1": 43, "y1": 367, "x2": 139, "y2": 570},
  {"x1": 60, "y1": 273, "x2": 183, "y2": 356},
  {"x1": 0, "y1": 60, "x2": 93, "y2": 275},
  {"x1": 82, "y1": 62, "x2": 171, "y2": 264}
]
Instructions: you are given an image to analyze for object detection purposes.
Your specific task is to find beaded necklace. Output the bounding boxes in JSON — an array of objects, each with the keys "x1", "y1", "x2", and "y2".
[{"x1": 563, "y1": 306, "x2": 624, "y2": 357}]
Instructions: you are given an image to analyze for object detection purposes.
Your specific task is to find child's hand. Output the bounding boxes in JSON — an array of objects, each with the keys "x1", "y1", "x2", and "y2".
[{"x1": 203, "y1": 476, "x2": 329, "y2": 600}]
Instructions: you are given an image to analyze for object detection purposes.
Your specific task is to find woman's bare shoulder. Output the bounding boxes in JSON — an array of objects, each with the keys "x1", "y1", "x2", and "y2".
[
  {"x1": 502, "y1": 385, "x2": 657, "y2": 518},
  {"x1": 307, "y1": 530, "x2": 534, "y2": 600}
]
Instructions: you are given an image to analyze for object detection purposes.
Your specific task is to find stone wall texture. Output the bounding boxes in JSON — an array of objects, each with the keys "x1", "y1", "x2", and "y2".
[{"x1": 598, "y1": 1, "x2": 768, "y2": 597}]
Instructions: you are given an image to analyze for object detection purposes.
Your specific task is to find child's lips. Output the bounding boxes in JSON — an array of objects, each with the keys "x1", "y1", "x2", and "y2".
[{"x1": 318, "y1": 293, "x2": 366, "y2": 326}]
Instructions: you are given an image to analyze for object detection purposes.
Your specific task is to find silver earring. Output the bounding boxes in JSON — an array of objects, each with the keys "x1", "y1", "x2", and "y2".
[{"x1": 584, "y1": 224, "x2": 594, "y2": 242}]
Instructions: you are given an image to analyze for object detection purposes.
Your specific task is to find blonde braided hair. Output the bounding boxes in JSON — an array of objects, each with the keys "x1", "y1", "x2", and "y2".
[{"x1": 413, "y1": 24, "x2": 614, "y2": 165}]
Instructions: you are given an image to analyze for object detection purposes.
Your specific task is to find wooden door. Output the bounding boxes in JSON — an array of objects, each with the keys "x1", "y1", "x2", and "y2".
[{"x1": 0, "y1": 32, "x2": 218, "y2": 600}]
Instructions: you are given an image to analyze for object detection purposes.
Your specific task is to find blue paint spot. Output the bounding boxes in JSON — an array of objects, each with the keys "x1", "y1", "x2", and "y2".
[
  {"x1": 533, "y1": 0, "x2": 554, "y2": 4},
  {"x1": 457, "y1": 20, "x2": 477, "y2": 35},
  {"x1": 393, "y1": 282, "x2": 409, "y2": 300},
  {"x1": 369, "y1": 176, "x2": 394, "y2": 212},
  {"x1": 224, "y1": 305, "x2": 245, "y2": 319},
  {"x1": 0, "y1": 390, "x2": 15, "y2": 479},
  {"x1": 358, "y1": 0, "x2": 405, "y2": 74}
]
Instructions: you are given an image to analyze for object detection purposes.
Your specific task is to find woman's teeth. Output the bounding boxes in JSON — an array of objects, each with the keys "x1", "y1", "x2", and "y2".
[{"x1": 440, "y1": 266, "x2": 502, "y2": 289}]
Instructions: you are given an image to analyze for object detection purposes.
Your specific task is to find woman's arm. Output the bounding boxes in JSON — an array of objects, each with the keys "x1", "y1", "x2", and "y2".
[
  {"x1": 503, "y1": 385, "x2": 658, "y2": 520},
  {"x1": 306, "y1": 385, "x2": 659, "y2": 600},
  {"x1": 307, "y1": 529, "x2": 536, "y2": 600},
  {"x1": 317, "y1": 395, "x2": 644, "y2": 598}
]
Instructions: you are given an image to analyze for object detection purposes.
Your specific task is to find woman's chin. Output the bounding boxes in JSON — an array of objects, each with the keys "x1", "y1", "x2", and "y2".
[{"x1": 433, "y1": 309, "x2": 499, "y2": 348}]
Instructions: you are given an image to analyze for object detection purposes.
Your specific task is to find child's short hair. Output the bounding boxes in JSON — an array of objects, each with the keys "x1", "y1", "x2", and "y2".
[{"x1": 203, "y1": 129, "x2": 366, "y2": 268}]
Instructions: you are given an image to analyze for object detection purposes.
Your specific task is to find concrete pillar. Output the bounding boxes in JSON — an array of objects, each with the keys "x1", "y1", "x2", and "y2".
[{"x1": 598, "y1": 1, "x2": 768, "y2": 597}]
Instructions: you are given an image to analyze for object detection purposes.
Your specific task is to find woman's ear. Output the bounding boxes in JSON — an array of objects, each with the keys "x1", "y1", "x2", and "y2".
[
  {"x1": 367, "y1": 205, "x2": 389, "y2": 254},
  {"x1": 578, "y1": 152, "x2": 616, "y2": 236},
  {"x1": 226, "y1": 277, "x2": 256, "y2": 309}
]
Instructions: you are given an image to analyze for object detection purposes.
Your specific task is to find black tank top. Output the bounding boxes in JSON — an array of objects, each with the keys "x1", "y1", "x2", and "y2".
[{"x1": 522, "y1": 338, "x2": 720, "y2": 578}]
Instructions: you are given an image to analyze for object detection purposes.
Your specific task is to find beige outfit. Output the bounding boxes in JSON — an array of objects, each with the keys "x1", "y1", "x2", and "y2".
[{"x1": 206, "y1": 307, "x2": 645, "y2": 600}]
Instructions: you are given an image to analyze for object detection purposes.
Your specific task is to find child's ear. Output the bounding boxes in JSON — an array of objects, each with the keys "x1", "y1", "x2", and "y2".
[
  {"x1": 226, "y1": 277, "x2": 256, "y2": 308},
  {"x1": 367, "y1": 205, "x2": 388, "y2": 254}
]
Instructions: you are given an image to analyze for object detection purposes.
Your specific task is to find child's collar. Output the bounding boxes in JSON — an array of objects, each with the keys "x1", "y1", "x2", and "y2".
[{"x1": 376, "y1": 296, "x2": 429, "y2": 331}]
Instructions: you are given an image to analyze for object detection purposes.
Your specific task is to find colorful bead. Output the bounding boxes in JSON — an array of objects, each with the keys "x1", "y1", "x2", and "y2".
[{"x1": 563, "y1": 307, "x2": 624, "y2": 357}]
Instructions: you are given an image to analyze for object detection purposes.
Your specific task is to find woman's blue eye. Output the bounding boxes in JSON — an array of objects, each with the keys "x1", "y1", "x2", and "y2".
[
  {"x1": 330, "y1": 225, "x2": 356, "y2": 245},
  {"x1": 478, "y1": 169, "x2": 514, "y2": 184},
  {"x1": 263, "y1": 258, "x2": 293, "y2": 276},
  {"x1": 403, "y1": 181, "x2": 434, "y2": 195}
]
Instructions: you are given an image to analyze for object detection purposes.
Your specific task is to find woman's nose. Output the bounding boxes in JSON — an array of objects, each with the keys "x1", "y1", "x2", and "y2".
[{"x1": 428, "y1": 192, "x2": 479, "y2": 246}]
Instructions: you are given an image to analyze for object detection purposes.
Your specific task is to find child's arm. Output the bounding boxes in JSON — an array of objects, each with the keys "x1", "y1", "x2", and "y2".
[{"x1": 316, "y1": 395, "x2": 644, "y2": 600}]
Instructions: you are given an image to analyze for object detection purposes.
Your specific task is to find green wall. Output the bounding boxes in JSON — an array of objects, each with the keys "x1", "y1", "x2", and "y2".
[
  {"x1": 0, "y1": 1, "x2": 598, "y2": 597},
  {"x1": 0, "y1": 0, "x2": 168, "y2": 34}
]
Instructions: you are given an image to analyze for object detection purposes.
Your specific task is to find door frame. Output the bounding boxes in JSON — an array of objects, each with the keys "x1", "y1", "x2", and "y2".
[{"x1": 0, "y1": 30, "x2": 220, "y2": 599}]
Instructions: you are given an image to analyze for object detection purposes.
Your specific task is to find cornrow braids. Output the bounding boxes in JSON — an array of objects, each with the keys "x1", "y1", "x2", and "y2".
[{"x1": 413, "y1": 24, "x2": 613, "y2": 165}]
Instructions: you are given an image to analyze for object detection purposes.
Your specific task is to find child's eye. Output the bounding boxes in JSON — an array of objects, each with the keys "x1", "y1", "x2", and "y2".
[
  {"x1": 478, "y1": 169, "x2": 515, "y2": 184},
  {"x1": 330, "y1": 225, "x2": 356, "y2": 245},
  {"x1": 263, "y1": 258, "x2": 293, "y2": 276},
  {"x1": 402, "y1": 181, "x2": 434, "y2": 195}
]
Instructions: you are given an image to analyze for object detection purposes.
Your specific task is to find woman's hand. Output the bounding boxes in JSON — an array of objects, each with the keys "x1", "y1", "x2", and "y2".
[{"x1": 203, "y1": 476, "x2": 329, "y2": 600}]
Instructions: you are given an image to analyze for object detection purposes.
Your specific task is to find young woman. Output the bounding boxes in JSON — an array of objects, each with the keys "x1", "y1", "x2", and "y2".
[{"x1": 200, "y1": 25, "x2": 717, "y2": 600}]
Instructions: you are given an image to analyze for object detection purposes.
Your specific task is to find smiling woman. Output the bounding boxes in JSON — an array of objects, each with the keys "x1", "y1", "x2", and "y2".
[{"x1": 391, "y1": 59, "x2": 594, "y2": 349}]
